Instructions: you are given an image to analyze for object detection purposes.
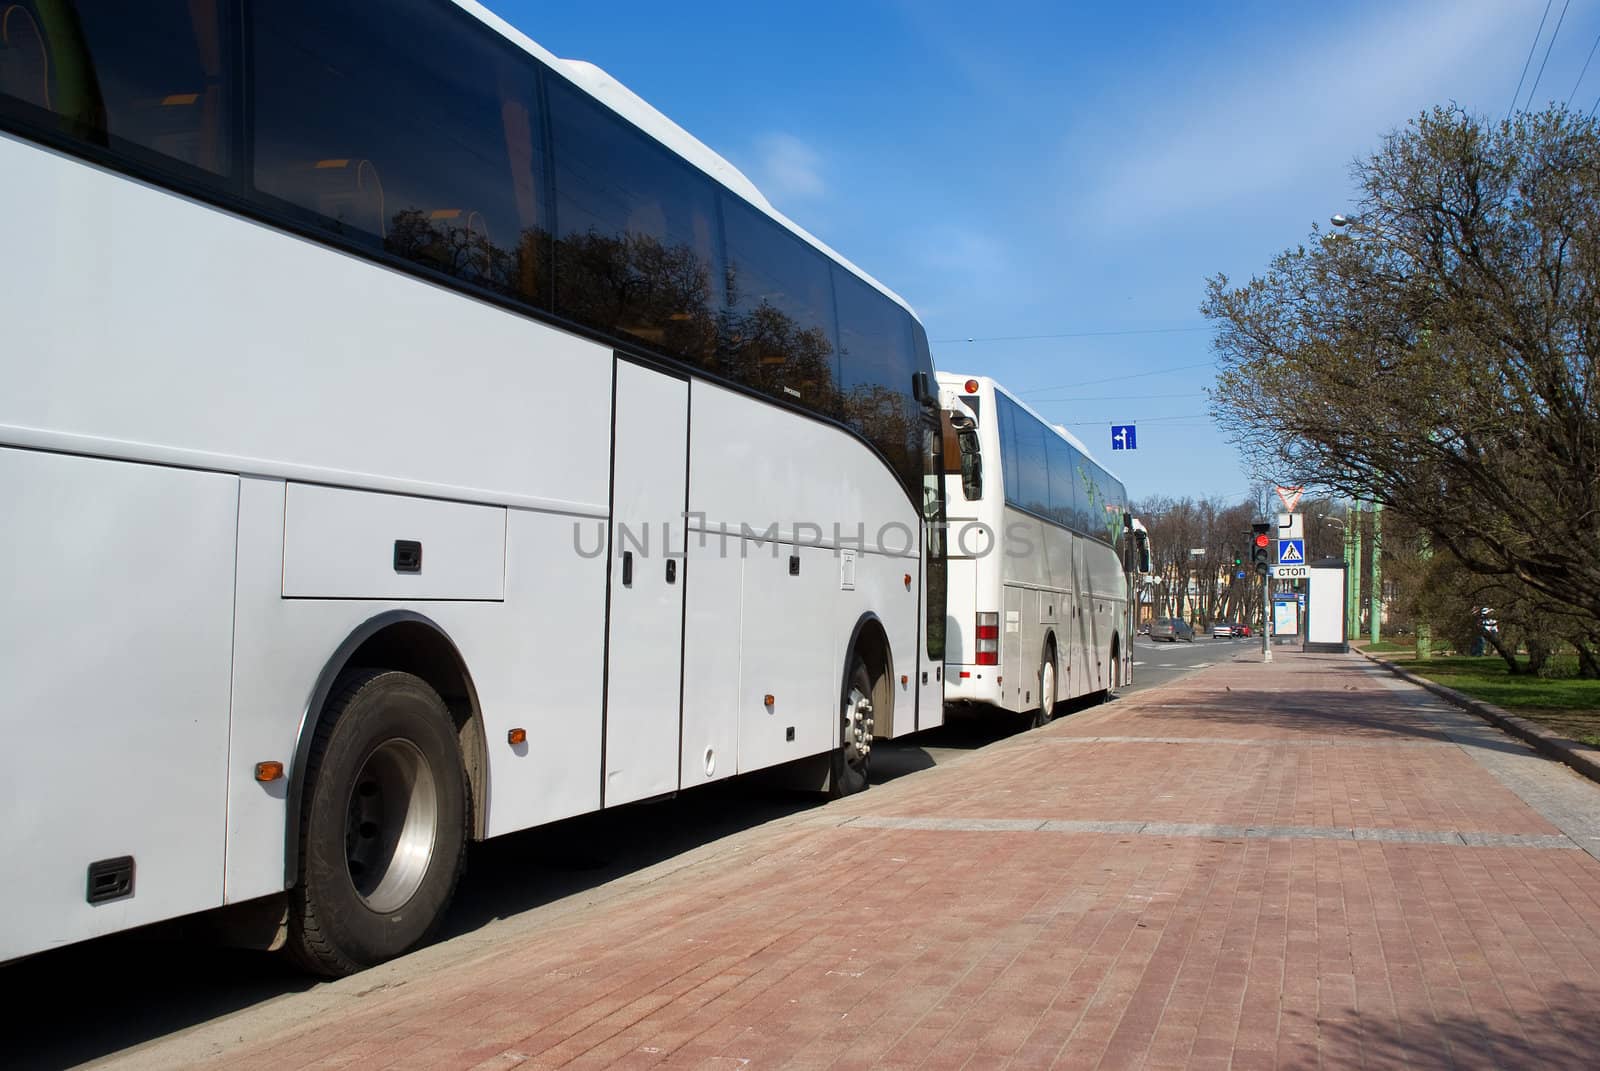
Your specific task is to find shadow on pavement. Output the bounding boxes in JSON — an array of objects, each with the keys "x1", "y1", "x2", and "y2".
[
  {"x1": 1312, "y1": 980, "x2": 1597, "y2": 1069},
  {"x1": 3, "y1": 777, "x2": 824, "y2": 1070},
  {"x1": 1126, "y1": 658, "x2": 1540, "y2": 756},
  {"x1": 2, "y1": 713, "x2": 1037, "y2": 1069}
]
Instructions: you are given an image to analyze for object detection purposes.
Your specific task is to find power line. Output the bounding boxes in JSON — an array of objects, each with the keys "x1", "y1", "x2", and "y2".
[
  {"x1": 1027, "y1": 390, "x2": 1199, "y2": 403},
  {"x1": 1566, "y1": 31, "x2": 1600, "y2": 106},
  {"x1": 1524, "y1": 0, "x2": 1572, "y2": 110},
  {"x1": 1508, "y1": 0, "x2": 1554, "y2": 122},
  {"x1": 1057, "y1": 413, "x2": 1209, "y2": 427},
  {"x1": 932, "y1": 325, "x2": 1212, "y2": 345},
  {"x1": 1018, "y1": 360, "x2": 1217, "y2": 394}
]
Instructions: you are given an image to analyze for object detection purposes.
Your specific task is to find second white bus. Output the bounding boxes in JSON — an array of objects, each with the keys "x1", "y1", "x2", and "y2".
[{"x1": 938, "y1": 374, "x2": 1148, "y2": 722}]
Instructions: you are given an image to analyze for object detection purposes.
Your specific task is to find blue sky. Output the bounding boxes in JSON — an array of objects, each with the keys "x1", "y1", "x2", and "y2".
[{"x1": 498, "y1": 0, "x2": 1600, "y2": 504}]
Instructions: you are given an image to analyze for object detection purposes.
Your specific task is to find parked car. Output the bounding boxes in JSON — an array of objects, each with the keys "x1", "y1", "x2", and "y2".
[
  {"x1": 1235, "y1": 623, "x2": 1252, "y2": 637},
  {"x1": 1149, "y1": 618, "x2": 1195, "y2": 643},
  {"x1": 1210, "y1": 621, "x2": 1234, "y2": 639}
]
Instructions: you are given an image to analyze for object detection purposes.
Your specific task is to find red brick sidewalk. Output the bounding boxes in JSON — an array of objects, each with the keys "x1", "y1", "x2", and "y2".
[{"x1": 165, "y1": 652, "x2": 1600, "y2": 1070}]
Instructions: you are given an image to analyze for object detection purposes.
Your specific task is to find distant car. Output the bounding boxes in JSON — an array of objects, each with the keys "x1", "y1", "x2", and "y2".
[
  {"x1": 1235, "y1": 623, "x2": 1252, "y2": 637},
  {"x1": 1210, "y1": 621, "x2": 1234, "y2": 639},
  {"x1": 1149, "y1": 618, "x2": 1195, "y2": 643},
  {"x1": 1138, "y1": 622, "x2": 1151, "y2": 635}
]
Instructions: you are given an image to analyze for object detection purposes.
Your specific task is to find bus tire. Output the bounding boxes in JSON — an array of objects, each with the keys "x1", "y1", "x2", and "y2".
[
  {"x1": 830, "y1": 657, "x2": 873, "y2": 798},
  {"x1": 287, "y1": 669, "x2": 468, "y2": 976},
  {"x1": 1033, "y1": 641, "x2": 1058, "y2": 728}
]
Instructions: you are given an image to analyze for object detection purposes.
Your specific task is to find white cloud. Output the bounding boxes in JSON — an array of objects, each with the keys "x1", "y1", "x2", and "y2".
[
  {"x1": 753, "y1": 132, "x2": 826, "y2": 202},
  {"x1": 1070, "y1": 2, "x2": 1529, "y2": 233}
]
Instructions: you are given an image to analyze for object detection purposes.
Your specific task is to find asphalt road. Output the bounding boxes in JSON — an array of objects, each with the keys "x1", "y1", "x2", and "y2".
[
  {"x1": 3, "y1": 656, "x2": 1233, "y2": 1070},
  {"x1": 1124, "y1": 631, "x2": 1260, "y2": 695}
]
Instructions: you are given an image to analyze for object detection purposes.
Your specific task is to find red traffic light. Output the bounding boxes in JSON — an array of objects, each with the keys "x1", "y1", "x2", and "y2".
[{"x1": 1253, "y1": 533, "x2": 1270, "y2": 548}]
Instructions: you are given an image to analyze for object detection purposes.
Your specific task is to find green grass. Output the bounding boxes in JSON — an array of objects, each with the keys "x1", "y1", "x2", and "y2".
[
  {"x1": 1392, "y1": 654, "x2": 1600, "y2": 747},
  {"x1": 1356, "y1": 639, "x2": 1414, "y2": 654}
]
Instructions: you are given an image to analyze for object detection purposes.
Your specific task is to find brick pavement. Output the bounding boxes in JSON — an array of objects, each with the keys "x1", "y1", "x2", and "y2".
[{"x1": 124, "y1": 651, "x2": 1600, "y2": 1070}]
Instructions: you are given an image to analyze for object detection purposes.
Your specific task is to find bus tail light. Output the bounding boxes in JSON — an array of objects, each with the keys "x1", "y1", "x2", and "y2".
[{"x1": 975, "y1": 612, "x2": 999, "y2": 665}]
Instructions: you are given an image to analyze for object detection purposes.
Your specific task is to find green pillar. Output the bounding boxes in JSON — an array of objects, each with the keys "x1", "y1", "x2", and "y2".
[
  {"x1": 1347, "y1": 501, "x2": 1363, "y2": 638},
  {"x1": 1369, "y1": 503, "x2": 1383, "y2": 645}
]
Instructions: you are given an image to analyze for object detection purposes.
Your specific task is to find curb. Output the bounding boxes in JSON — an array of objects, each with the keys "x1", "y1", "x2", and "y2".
[{"x1": 1358, "y1": 650, "x2": 1600, "y2": 786}]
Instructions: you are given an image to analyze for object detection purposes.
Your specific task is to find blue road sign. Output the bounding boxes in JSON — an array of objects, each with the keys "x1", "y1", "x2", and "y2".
[
  {"x1": 1111, "y1": 424, "x2": 1137, "y2": 451},
  {"x1": 1277, "y1": 538, "x2": 1305, "y2": 565},
  {"x1": 1236, "y1": 570, "x2": 1246, "y2": 579}
]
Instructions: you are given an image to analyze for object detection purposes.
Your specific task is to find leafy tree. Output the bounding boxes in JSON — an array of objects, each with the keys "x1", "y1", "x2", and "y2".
[{"x1": 1204, "y1": 105, "x2": 1600, "y2": 637}]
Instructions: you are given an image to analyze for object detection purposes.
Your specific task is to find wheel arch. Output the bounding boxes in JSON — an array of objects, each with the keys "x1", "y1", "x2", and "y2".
[
  {"x1": 1040, "y1": 628, "x2": 1059, "y2": 702},
  {"x1": 284, "y1": 610, "x2": 489, "y2": 887},
  {"x1": 844, "y1": 612, "x2": 895, "y2": 736}
]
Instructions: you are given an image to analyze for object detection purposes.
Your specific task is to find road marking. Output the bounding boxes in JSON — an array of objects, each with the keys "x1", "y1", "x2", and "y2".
[
  {"x1": 1039, "y1": 735, "x2": 1444, "y2": 749},
  {"x1": 1131, "y1": 661, "x2": 1146, "y2": 666},
  {"x1": 838, "y1": 814, "x2": 1578, "y2": 850}
]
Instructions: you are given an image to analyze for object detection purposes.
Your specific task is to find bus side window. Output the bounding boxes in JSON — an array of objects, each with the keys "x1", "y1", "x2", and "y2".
[
  {"x1": 251, "y1": 0, "x2": 538, "y2": 298},
  {"x1": 549, "y1": 75, "x2": 722, "y2": 364},
  {"x1": 0, "y1": 1, "x2": 229, "y2": 176},
  {"x1": 0, "y1": 5, "x2": 50, "y2": 110},
  {"x1": 720, "y1": 193, "x2": 840, "y2": 414}
]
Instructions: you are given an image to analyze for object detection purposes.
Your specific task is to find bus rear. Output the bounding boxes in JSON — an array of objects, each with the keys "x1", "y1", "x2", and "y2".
[{"x1": 938, "y1": 374, "x2": 1008, "y2": 709}]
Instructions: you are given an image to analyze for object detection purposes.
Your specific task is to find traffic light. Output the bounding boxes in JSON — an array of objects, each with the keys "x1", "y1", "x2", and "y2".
[
  {"x1": 1250, "y1": 522, "x2": 1272, "y2": 575},
  {"x1": 1232, "y1": 552, "x2": 1243, "y2": 568}
]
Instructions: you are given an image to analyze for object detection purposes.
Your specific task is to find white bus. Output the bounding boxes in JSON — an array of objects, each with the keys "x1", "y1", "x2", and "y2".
[
  {"x1": 0, "y1": 0, "x2": 946, "y2": 974},
  {"x1": 938, "y1": 374, "x2": 1148, "y2": 723}
]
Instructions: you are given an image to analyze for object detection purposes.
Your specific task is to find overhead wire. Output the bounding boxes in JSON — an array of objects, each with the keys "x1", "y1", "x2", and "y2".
[
  {"x1": 1524, "y1": 0, "x2": 1572, "y2": 110},
  {"x1": 1018, "y1": 360, "x2": 1217, "y2": 394},
  {"x1": 1056, "y1": 413, "x2": 1210, "y2": 427},
  {"x1": 1027, "y1": 390, "x2": 1198, "y2": 403},
  {"x1": 1508, "y1": 0, "x2": 1555, "y2": 122},
  {"x1": 931, "y1": 325, "x2": 1211, "y2": 345},
  {"x1": 1566, "y1": 30, "x2": 1600, "y2": 106}
]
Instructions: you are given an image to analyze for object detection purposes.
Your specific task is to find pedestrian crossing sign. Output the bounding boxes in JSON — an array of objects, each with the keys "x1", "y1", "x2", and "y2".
[{"x1": 1276, "y1": 538, "x2": 1304, "y2": 565}]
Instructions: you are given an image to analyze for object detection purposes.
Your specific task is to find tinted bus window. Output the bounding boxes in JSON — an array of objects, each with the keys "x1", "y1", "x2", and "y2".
[
  {"x1": 1048, "y1": 437, "x2": 1081, "y2": 528},
  {"x1": 0, "y1": 1, "x2": 231, "y2": 176},
  {"x1": 996, "y1": 392, "x2": 1020, "y2": 505},
  {"x1": 836, "y1": 266, "x2": 920, "y2": 490},
  {"x1": 720, "y1": 194, "x2": 839, "y2": 412},
  {"x1": 1006, "y1": 399, "x2": 1050, "y2": 517},
  {"x1": 549, "y1": 76, "x2": 721, "y2": 363},
  {"x1": 252, "y1": 0, "x2": 544, "y2": 303}
]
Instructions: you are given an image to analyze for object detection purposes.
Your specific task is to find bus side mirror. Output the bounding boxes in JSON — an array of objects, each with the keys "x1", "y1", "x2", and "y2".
[{"x1": 1135, "y1": 530, "x2": 1152, "y2": 574}]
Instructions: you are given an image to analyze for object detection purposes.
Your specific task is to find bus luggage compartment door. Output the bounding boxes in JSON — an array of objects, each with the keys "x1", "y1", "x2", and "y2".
[
  {"x1": 0, "y1": 448, "x2": 236, "y2": 962},
  {"x1": 602, "y1": 360, "x2": 689, "y2": 807}
]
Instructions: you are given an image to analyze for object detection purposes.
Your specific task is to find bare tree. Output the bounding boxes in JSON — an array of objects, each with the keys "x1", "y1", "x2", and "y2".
[{"x1": 1204, "y1": 105, "x2": 1600, "y2": 633}]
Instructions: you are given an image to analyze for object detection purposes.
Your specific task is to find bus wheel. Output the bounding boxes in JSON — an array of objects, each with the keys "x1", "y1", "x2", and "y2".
[
  {"x1": 288, "y1": 669, "x2": 468, "y2": 976},
  {"x1": 1033, "y1": 642, "x2": 1058, "y2": 728},
  {"x1": 830, "y1": 657, "x2": 874, "y2": 798}
]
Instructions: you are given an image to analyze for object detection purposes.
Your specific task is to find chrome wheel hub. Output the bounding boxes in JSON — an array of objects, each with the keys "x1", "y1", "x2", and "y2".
[
  {"x1": 845, "y1": 688, "x2": 874, "y2": 766},
  {"x1": 345, "y1": 737, "x2": 439, "y2": 913}
]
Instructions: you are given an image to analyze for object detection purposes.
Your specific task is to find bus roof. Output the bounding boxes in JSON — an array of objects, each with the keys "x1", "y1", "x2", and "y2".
[
  {"x1": 451, "y1": 1, "x2": 917, "y2": 319},
  {"x1": 937, "y1": 372, "x2": 1125, "y2": 485}
]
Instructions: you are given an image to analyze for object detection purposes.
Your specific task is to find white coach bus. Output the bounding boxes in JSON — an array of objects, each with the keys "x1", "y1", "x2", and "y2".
[
  {"x1": 938, "y1": 374, "x2": 1148, "y2": 723},
  {"x1": 0, "y1": 0, "x2": 947, "y2": 974}
]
